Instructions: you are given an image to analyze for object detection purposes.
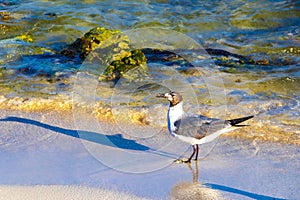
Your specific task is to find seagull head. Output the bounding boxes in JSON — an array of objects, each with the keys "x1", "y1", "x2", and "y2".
[{"x1": 156, "y1": 91, "x2": 183, "y2": 106}]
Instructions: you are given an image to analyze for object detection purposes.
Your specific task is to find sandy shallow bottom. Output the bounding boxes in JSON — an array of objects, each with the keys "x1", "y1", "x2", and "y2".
[{"x1": 0, "y1": 109, "x2": 299, "y2": 200}]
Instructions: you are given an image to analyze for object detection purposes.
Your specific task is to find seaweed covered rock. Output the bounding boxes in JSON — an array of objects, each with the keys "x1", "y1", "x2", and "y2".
[
  {"x1": 61, "y1": 27, "x2": 121, "y2": 59},
  {"x1": 61, "y1": 27, "x2": 147, "y2": 81},
  {"x1": 98, "y1": 48, "x2": 147, "y2": 81}
]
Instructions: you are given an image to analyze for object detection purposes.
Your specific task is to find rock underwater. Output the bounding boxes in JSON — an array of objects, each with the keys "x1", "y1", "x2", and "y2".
[
  {"x1": 60, "y1": 27, "x2": 147, "y2": 82},
  {"x1": 60, "y1": 27, "x2": 286, "y2": 81}
]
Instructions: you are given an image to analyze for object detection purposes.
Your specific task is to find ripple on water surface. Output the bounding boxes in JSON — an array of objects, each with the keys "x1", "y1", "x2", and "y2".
[{"x1": 0, "y1": 0, "x2": 299, "y2": 145}]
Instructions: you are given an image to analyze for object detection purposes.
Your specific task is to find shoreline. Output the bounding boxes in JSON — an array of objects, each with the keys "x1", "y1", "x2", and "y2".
[
  {"x1": 0, "y1": 95, "x2": 299, "y2": 146},
  {"x1": 0, "y1": 109, "x2": 299, "y2": 199}
]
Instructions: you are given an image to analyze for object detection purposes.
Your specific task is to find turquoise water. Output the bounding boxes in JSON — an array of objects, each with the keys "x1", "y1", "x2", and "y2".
[{"x1": 0, "y1": 0, "x2": 299, "y2": 143}]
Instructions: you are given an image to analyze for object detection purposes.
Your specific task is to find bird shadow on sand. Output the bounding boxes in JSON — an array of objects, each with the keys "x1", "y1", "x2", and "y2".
[
  {"x1": 0, "y1": 116, "x2": 150, "y2": 151},
  {"x1": 169, "y1": 161, "x2": 286, "y2": 200}
]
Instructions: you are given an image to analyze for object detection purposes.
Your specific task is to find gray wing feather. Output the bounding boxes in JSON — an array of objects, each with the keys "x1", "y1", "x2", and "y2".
[{"x1": 174, "y1": 115, "x2": 228, "y2": 139}]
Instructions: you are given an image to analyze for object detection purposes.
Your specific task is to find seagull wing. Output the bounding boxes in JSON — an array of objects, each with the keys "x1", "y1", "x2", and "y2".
[
  {"x1": 174, "y1": 115, "x2": 226, "y2": 139},
  {"x1": 174, "y1": 115, "x2": 254, "y2": 140}
]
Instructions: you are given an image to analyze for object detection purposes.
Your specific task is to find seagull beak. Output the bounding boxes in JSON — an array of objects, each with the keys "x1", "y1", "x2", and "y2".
[{"x1": 155, "y1": 93, "x2": 167, "y2": 98}]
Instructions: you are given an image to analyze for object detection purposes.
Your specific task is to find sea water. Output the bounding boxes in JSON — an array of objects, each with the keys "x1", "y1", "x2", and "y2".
[{"x1": 0, "y1": 0, "x2": 299, "y2": 144}]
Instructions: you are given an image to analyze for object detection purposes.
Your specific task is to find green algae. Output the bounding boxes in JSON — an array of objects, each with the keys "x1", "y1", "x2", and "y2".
[
  {"x1": 100, "y1": 49, "x2": 147, "y2": 81},
  {"x1": 61, "y1": 27, "x2": 123, "y2": 59},
  {"x1": 15, "y1": 34, "x2": 34, "y2": 43},
  {"x1": 0, "y1": 11, "x2": 10, "y2": 20},
  {"x1": 0, "y1": 10, "x2": 33, "y2": 40},
  {"x1": 239, "y1": 46, "x2": 300, "y2": 58},
  {"x1": 249, "y1": 77, "x2": 300, "y2": 96},
  {"x1": 230, "y1": 5, "x2": 299, "y2": 29},
  {"x1": 221, "y1": 72, "x2": 300, "y2": 97},
  {"x1": 61, "y1": 27, "x2": 147, "y2": 81}
]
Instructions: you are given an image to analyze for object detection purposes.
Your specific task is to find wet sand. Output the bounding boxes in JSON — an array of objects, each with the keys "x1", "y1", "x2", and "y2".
[
  {"x1": 0, "y1": 185, "x2": 149, "y2": 200},
  {"x1": 0, "y1": 109, "x2": 299, "y2": 199}
]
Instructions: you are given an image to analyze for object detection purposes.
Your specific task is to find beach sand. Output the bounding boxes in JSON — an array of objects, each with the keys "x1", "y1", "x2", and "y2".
[
  {"x1": 0, "y1": 109, "x2": 299, "y2": 199},
  {"x1": 0, "y1": 185, "x2": 149, "y2": 200}
]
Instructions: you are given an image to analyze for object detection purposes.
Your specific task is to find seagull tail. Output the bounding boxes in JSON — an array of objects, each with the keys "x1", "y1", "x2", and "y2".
[{"x1": 227, "y1": 115, "x2": 254, "y2": 126}]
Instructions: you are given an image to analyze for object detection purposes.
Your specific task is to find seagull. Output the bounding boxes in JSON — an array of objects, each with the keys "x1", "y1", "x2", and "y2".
[{"x1": 156, "y1": 91, "x2": 254, "y2": 163}]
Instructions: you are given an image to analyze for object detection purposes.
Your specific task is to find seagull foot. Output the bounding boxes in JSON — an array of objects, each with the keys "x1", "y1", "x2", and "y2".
[
  {"x1": 174, "y1": 159, "x2": 184, "y2": 163},
  {"x1": 174, "y1": 159, "x2": 191, "y2": 163}
]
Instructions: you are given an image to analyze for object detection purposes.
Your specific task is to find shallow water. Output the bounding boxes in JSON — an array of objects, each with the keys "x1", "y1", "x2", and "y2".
[{"x1": 0, "y1": 0, "x2": 299, "y2": 144}]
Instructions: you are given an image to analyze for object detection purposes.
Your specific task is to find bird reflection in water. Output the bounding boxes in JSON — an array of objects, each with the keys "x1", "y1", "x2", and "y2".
[{"x1": 168, "y1": 162, "x2": 224, "y2": 200}]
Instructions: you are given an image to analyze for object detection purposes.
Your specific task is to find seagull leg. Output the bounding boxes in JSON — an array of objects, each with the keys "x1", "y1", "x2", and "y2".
[
  {"x1": 174, "y1": 145, "x2": 198, "y2": 163},
  {"x1": 194, "y1": 144, "x2": 199, "y2": 161},
  {"x1": 184, "y1": 145, "x2": 196, "y2": 163}
]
